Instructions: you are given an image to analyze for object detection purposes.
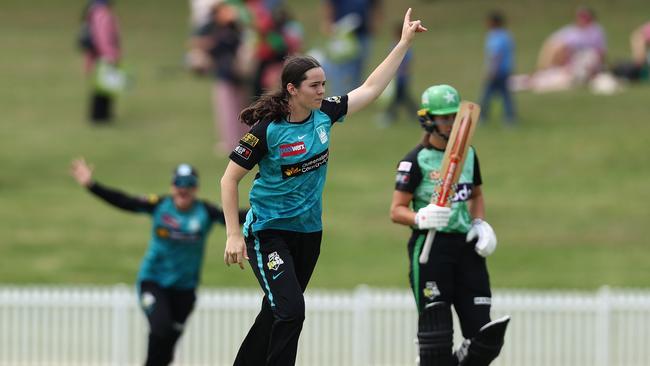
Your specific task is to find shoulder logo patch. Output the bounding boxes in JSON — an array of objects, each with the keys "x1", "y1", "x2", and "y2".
[
  {"x1": 398, "y1": 161, "x2": 412, "y2": 172},
  {"x1": 234, "y1": 144, "x2": 252, "y2": 160},
  {"x1": 241, "y1": 133, "x2": 259, "y2": 147},
  {"x1": 325, "y1": 96, "x2": 342, "y2": 104}
]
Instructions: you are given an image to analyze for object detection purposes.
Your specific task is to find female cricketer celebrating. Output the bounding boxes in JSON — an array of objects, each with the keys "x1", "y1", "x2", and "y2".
[
  {"x1": 390, "y1": 85, "x2": 509, "y2": 366},
  {"x1": 220, "y1": 9, "x2": 426, "y2": 366},
  {"x1": 71, "y1": 158, "x2": 245, "y2": 366}
]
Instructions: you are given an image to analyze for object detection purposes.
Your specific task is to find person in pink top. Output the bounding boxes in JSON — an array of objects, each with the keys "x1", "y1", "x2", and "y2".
[
  {"x1": 536, "y1": 6, "x2": 606, "y2": 82},
  {"x1": 80, "y1": 0, "x2": 121, "y2": 123}
]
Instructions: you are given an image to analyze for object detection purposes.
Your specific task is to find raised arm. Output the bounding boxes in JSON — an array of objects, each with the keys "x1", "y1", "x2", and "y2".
[
  {"x1": 347, "y1": 8, "x2": 426, "y2": 114},
  {"x1": 70, "y1": 158, "x2": 158, "y2": 213},
  {"x1": 220, "y1": 161, "x2": 251, "y2": 269}
]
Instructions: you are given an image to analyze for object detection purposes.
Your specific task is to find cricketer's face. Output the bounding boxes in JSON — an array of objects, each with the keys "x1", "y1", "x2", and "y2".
[
  {"x1": 434, "y1": 113, "x2": 456, "y2": 139},
  {"x1": 172, "y1": 186, "x2": 197, "y2": 211},
  {"x1": 292, "y1": 67, "x2": 326, "y2": 110}
]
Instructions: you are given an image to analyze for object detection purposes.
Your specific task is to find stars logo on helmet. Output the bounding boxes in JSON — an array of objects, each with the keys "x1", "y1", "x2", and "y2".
[{"x1": 443, "y1": 91, "x2": 456, "y2": 104}]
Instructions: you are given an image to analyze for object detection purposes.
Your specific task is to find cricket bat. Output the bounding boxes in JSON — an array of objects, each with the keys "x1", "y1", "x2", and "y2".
[{"x1": 418, "y1": 101, "x2": 481, "y2": 264}]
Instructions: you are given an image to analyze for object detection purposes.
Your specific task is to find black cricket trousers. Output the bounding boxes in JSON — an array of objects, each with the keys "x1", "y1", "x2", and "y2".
[
  {"x1": 138, "y1": 281, "x2": 196, "y2": 366},
  {"x1": 234, "y1": 229, "x2": 322, "y2": 366}
]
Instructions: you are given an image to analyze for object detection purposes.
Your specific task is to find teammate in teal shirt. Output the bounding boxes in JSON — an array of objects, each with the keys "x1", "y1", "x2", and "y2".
[
  {"x1": 71, "y1": 158, "x2": 245, "y2": 366},
  {"x1": 390, "y1": 85, "x2": 509, "y2": 366},
  {"x1": 220, "y1": 9, "x2": 427, "y2": 366}
]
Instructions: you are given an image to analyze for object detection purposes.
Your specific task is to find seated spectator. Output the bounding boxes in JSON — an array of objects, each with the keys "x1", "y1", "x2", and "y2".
[
  {"x1": 536, "y1": 6, "x2": 606, "y2": 83},
  {"x1": 510, "y1": 6, "x2": 607, "y2": 93}
]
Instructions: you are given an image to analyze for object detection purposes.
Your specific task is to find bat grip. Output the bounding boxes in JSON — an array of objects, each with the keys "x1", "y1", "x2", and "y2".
[{"x1": 418, "y1": 229, "x2": 436, "y2": 264}]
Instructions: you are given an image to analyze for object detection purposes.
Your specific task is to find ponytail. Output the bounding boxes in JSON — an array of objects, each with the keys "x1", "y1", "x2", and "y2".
[{"x1": 239, "y1": 89, "x2": 289, "y2": 126}]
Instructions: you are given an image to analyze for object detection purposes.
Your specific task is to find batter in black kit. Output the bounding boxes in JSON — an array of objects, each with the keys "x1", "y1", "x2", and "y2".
[{"x1": 390, "y1": 84, "x2": 510, "y2": 366}]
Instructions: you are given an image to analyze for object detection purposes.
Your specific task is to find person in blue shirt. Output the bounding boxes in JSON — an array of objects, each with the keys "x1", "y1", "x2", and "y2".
[
  {"x1": 320, "y1": 0, "x2": 382, "y2": 96},
  {"x1": 479, "y1": 10, "x2": 516, "y2": 125},
  {"x1": 70, "y1": 158, "x2": 245, "y2": 366},
  {"x1": 220, "y1": 8, "x2": 426, "y2": 366}
]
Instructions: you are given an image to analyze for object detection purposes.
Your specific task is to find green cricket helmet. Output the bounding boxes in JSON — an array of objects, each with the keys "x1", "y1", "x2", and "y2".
[
  {"x1": 418, "y1": 85, "x2": 460, "y2": 136},
  {"x1": 419, "y1": 84, "x2": 461, "y2": 116}
]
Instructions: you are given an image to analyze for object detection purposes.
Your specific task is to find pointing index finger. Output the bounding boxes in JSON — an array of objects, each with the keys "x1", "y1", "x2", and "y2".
[{"x1": 404, "y1": 8, "x2": 412, "y2": 24}]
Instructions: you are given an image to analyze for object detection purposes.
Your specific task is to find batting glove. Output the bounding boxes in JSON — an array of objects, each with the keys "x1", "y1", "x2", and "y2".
[
  {"x1": 467, "y1": 218, "x2": 497, "y2": 257},
  {"x1": 414, "y1": 204, "x2": 451, "y2": 230}
]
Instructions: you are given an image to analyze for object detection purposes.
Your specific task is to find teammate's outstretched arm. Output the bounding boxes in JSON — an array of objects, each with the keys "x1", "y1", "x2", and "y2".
[{"x1": 70, "y1": 157, "x2": 94, "y2": 187}]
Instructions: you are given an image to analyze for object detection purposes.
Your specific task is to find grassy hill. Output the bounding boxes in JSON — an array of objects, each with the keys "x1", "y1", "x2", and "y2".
[{"x1": 1, "y1": 0, "x2": 648, "y2": 289}]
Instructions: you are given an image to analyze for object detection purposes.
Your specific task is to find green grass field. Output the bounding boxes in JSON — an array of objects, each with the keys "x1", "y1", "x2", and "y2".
[{"x1": 1, "y1": 0, "x2": 649, "y2": 289}]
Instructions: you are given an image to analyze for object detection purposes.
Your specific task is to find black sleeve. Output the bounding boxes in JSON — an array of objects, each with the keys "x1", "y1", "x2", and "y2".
[
  {"x1": 204, "y1": 201, "x2": 249, "y2": 226},
  {"x1": 87, "y1": 182, "x2": 160, "y2": 214},
  {"x1": 320, "y1": 95, "x2": 348, "y2": 125},
  {"x1": 394, "y1": 145, "x2": 424, "y2": 193},
  {"x1": 473, "y1": 148, "x2": 483, "y2": 186},
  {"x1": 204, "y1": 201, "x2": 226, "y2": 224},
  {"x1": 229, "y1": 120, "x2": 270, "y2": 170}
]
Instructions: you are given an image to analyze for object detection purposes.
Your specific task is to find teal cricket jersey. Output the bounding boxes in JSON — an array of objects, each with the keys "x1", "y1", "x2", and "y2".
[
  {"x1": 229, "y1": 96, "x2": 348, "y2": 235},
  {"x1": 394, "y1": 144, "x2": 482, "y2": 233},
  {"x1": 88, "y1": 182, "x2": 227, "y2": 289}
]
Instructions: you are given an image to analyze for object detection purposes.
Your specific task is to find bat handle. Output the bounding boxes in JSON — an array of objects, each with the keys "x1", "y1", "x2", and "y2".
[{"x1": 418, "y1": 229, "x2": 436, "y2": 264}]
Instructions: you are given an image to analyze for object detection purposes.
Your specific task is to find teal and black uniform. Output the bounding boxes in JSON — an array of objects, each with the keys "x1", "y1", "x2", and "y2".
[
  {"x1": 86, "y1": 181, "x2": 240, "y2": 366},
  {"x1": 229, "y1": 95, "x2": 348, "y2": 366},
  {"x1": 395, "y1": 144, "x2": 492, "y2": 345}
]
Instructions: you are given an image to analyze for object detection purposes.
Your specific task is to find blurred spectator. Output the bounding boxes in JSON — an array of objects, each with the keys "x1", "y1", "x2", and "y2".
[
  {"x1": 189, "y1": 2, "x2": 253, "y2": 155},
  {"x1": 246, "y1": 0, "x2": 303, "y2": 96},
  {"x1": 536, "y1": 6, "x2": 606, "y2": 82},
  {"x1": 188, "y1": 0, "x2": 220, "y2": 30},
  {"x1": 511, "y1": 6, "x2": 606, "y2": 93},
  {"x1": 263, "y1": 0, "x2": 284, "y2": 12},
  {"x1": 376, "y1": 22, "x2": 418, "y2": 127},
  {"x1": 479, "y1": 10, "x2": 516, "y2": 125},
  {"x1": 321, "y1": 0, "x2": 381, "y2": 96},
  {"x1": 630, "y1": 21, "x2": 650, "y2": 68},
  {"x1": 78, "y1": 0, "x2": 121, "y2": 123},
  {"x1": 612, "y1": 21, "x2": 650, "y2": 82}
]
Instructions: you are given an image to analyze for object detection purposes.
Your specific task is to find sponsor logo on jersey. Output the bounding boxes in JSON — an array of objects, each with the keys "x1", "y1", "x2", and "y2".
[
  {"x1": 423, "y1": 281, "x2": 440, "y2": 300},
  {"x1": 241, "y1": 133, "x2": 259, "y2": 147},
  {"x1": 279, "y1": 141, "x2": 307, "y2": 157},
  {"x1": 429, "y1": 170, "x2": 441, "y2": 180},
  {"x1": 156, "y1": 227, "x2": 170, "y2": 238},
  {"x1": 316, "y1": 126, "x2": 328, "y2": 144},
  {"x1": 281, "y1": 149, "x2": 329, "y2": 179},
  {"x1": 325, "y1": 96, "x2": 341, "y2": 104},
  {"x1": 474, "y1": 297, "x2": 491, "y2": 305},
  {"x1": 188, "y1": 218, "x2": 201, "y2": 232},
  {"x1": 162, "y1": 214, "x2": 180, "y2": 228},
  {"x1": 398, "y1": 161, "x2": 412, "y2": 172},
  {"x1": 267, "y1": 251, "x2": 284, "y2": 271},
  {"x1": 234, "y1": 144, "x2": 252, "y2": 160},
  {"x1": 395, "y1": 172, "x2": 410, "y2": 184},
  {"x1": 450, "y1": 183, "x2": 473, "y2": 202}
]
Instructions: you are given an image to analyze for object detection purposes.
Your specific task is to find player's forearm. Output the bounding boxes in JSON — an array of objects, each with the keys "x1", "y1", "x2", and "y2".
[
  {"x1": 220, "y1": 174, "x2": 243, "y2": 238},
  {"x1": 390, "y1": 204, "x2": 417, "y2": 227},
  {"x1": 468, "y1": 192, "x2": 486, "y2": 220},
  {"x1": 348, "y1": 41, "x2": 410, "y2": 114}
]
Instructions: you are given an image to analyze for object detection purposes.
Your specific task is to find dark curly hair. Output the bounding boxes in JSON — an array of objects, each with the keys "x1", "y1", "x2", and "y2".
[{"x1": 239, "y1": 55, "x2": 321, "y2": 126}]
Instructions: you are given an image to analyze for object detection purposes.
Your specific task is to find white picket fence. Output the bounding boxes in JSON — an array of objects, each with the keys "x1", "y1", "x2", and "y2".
[{"x1": 1, "y1": 286, "x2": 649, "y2": 366}]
